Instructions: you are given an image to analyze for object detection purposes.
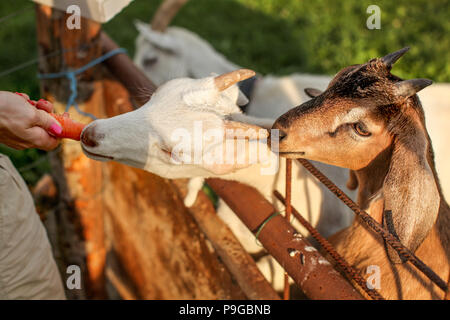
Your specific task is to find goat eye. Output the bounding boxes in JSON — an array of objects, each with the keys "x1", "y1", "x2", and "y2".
[
  {"x1": 352, "y1": 122, "x2": 371, "y2": 137},
  {"x1": 143, "y1": 57, "x2": 158, "y2": 67}
]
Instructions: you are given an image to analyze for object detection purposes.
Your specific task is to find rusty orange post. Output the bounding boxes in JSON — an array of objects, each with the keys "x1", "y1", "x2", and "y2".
[{"x1": 207, "y1": 178, "x2": 364, "y2": 300}]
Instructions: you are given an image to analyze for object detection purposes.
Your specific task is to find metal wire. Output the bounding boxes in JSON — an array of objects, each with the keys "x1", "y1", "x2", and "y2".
[
  {"x1": 0, "y1": 41, "x2": 101, "y2": 79},
  {"x1": 297, "y1": 158, "x2": 448, "y2": 293},
  {"x1": 0, "y1": 5, "x2": 33, "y2": 25}
]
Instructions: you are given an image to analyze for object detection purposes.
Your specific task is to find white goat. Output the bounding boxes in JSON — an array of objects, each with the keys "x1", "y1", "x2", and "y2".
[
  {"x1": 80, "y1": 70, "x2": 356, "y2": 291},
  {"x1": 133, "y1": 20, "x2": 355, "y2": 275},
  {"x1": 133, "y1": 21, "x2": 450, "y2": 203}
]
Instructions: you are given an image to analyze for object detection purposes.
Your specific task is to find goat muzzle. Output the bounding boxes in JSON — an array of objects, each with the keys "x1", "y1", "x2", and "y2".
[{"x1": 81, "y1": 124, "x2": 101, "y2": 148}]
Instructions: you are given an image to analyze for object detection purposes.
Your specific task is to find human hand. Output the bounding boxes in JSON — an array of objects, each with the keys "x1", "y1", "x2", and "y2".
[{"x1": 0, "y1": 91, "x2": 62, "y2": 150}]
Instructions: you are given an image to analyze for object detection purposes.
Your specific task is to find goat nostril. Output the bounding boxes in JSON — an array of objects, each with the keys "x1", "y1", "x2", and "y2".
[{"x1": 81, "y1": 126, "x2": 99, "y2": 148}]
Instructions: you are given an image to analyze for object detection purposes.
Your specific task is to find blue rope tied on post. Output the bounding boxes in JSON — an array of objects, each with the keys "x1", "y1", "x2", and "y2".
[{"x1": 38, "y1": 48, "x2": 127, "y2": 120}]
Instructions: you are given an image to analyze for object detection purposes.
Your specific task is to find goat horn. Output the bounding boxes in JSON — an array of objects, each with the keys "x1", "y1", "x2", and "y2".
[
  {"x1": 214, "y1": 69, "x2": 256, "y2": 91},
  {"x1": 151, "y1": 0, "x2": 189, "y2": 32},
  {"x1": 381, "y1": 47, "x2": 410, "y2": 69},
  {"x1": 394, "y1": 78, "x2": 433, "y2": 98}
]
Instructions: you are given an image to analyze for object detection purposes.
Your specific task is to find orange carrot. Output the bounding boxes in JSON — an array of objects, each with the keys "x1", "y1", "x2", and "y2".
[{"x1": 49, "y1": 113, "x2": 86, "y2": 141}]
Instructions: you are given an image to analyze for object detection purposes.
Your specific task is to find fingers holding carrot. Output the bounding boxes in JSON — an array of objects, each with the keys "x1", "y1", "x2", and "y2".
[
  {"x1": 33, "y1": 108, "x2": 63, "y2": 136},
  {"x1": 13, "y1": 92, "x2": 86, "y2": 141},
  {"x1": 15, "y1": 92, "x2": 53, "y2": 113},
  {"x1": 36, "y1": 99, "x2": 54, "y2": 113}
]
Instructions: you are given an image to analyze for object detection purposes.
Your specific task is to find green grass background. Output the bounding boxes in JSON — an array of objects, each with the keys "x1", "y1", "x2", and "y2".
[{"x1": 0, "y1": 0, "x2": 449, "y2": 184}]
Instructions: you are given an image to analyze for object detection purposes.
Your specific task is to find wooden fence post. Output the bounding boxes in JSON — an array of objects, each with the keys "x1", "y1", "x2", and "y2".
[{"x1": 35, "y1": 3, "x2": 106, "y2": 299}]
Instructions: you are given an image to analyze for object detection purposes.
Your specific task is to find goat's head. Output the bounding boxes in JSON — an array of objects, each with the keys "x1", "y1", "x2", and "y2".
[
  {"x1": 133, "y1": 0, "x2": 194, "y2": 85},
  {"x1": 81, "y1": 69, "x2": 271, "y2": 178},
  {"x1": 134, "y1": 20, "x2": 239, "y2": 87},
  {"x1": 273, "y1": 47, "x2": 433, "y2": 169},
  {"x1": 273, "y1": 47, "x2": 440, "y2": 261},
  {"x1": 134, "y1": 21, "x2": 190, "y2": 86}
]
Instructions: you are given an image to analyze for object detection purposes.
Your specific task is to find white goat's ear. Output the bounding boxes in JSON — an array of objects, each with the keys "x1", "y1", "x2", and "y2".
[
  {"x1": 382, "y1": 137, "x2": 440, "y2": 263},
  {"x1": 134, "y1": 19, "x2": 179, "y2": 52}
]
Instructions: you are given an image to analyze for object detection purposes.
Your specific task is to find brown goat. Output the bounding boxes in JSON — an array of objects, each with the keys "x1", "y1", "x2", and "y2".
[{"x1": 272, "y1": 48, "x2": 449, "y2": 299}]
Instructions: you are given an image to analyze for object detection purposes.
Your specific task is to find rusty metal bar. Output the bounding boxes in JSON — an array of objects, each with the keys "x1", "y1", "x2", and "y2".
[
  {"x1": 206, "y1": 178, "x2": 364, "y2": 300},
  {"x1": 283, "y1": 159, "x2": 292, "y2": 300}
]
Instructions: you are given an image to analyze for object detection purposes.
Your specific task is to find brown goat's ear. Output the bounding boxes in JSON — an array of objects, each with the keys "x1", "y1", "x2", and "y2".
[
  {"x1": 304, "y1": 88, "x2": 322, "y2": 98},
  {"x1": 382, "y1": 136, "x2": 440, "y2": 263},
  {"x1": 394, "y1": 79, "x2": 433, "y2": 99}
]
